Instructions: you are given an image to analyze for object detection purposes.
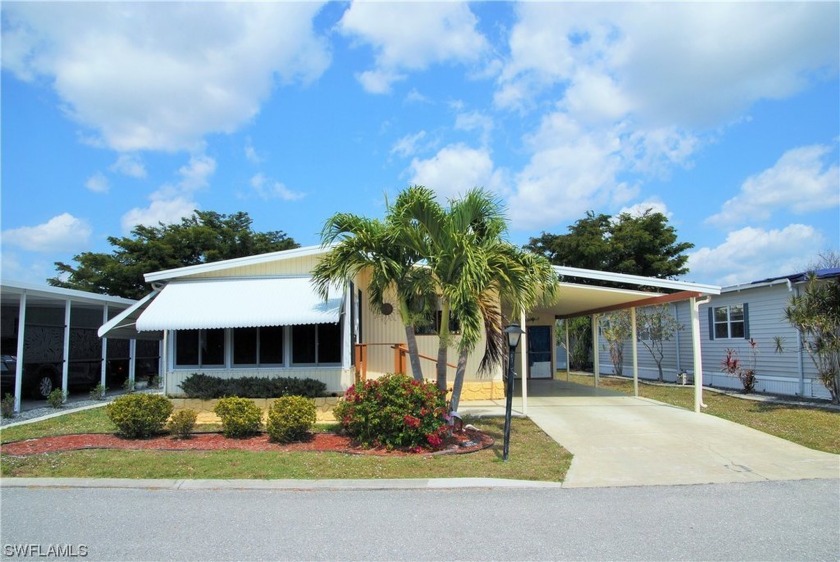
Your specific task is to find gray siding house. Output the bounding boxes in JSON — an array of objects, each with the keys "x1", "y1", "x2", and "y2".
[{"x1": 595, "y1": 269, "x2": 839, "y2": 401}]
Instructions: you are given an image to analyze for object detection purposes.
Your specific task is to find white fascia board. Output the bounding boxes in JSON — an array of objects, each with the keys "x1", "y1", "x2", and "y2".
[
  {"x1": 552, "y1": 265, "x2": 721, "y2": 295},
  {"x1": 144, "y1": 244, "x2": 333, "y2": 283},
  {"x1": 1, "y1": 280, "x2": 137, "y2": 306}
]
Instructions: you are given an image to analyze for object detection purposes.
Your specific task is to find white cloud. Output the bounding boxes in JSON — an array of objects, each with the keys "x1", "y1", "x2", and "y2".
[
  {"x1": 110, "y1": 154, "x2": 146, "y2": 178},
  {"x1": 119, "y1": 154, "x2": 216, "y2": 233},
  {"x1": 2, "y1": 3, "x2": 331, "y2": 151},
  {"x1": 508, "y1": 112, "x2": 636, "y2": 229},
  {"x1": 85, "y1": 172, "x2": 109, "y2": 193},
  {"x1": 121, "y1": 197, "x2": 197, "y2": 234},
  {"x1": 687, "y1": 224, "x2": 823, "y2": 286},
  {"x1": 391, "y1": 131, "x2": 428, "y2": 158},
  {"x1": 707, "y1": 144, "x2": 840, "y2": 227},
  {"x1": 244, "y1": 138, "x2": 262, "y2": 164},
  {"x1": 2, "y1": 213, "x2": 92, "y2": 252},
  {"x1": 408, "y1": 144, "x2": 506, "y2": 201},
  {"x1": 249, "y1": 173, "x2": 305, "y2": 201},
  {"x1": 339, "y1": 2, "x2": 488, "y2": 94},
  {"x1": 617, "y1": 199, "x2": 671, "y2": 219},
  {"x1": 454, "y1": 111, "x2": 494, "y2": 146},
  {"x1": 498, "y1": 3, "x2": 838, "y2": 126}
]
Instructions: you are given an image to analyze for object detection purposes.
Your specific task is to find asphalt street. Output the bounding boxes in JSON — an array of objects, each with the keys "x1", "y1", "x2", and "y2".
[{"x1": 1, "y1": 479, "x2": 837, "y2": 561}]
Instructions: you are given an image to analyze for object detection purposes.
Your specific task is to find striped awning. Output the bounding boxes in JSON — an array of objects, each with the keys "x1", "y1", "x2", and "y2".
[{"x1": 132, "y1": 277, "x2": 343, "y2": 332}]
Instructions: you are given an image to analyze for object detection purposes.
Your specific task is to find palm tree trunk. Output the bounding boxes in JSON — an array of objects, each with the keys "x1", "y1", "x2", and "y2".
[
  {"x1": 403, "y1": 325, "x2": 424, "y2": 382},
  {"x1": 436, "y1": 301, "x2": 451, "y2": 392},
  {"x1": 449, "y1": 347, "x2": 469, "y2": 414}
]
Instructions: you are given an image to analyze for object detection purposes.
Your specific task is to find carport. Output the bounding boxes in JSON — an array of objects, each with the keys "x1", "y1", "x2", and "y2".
[
  {"x1": 1, "y1": 281, "x2": 161, "y2": 414},
  {"x1": 514, "y1": 266, "x2": 720, "y2": 414}
]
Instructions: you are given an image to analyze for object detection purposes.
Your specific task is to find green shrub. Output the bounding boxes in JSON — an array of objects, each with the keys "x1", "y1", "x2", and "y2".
[
  {"x1": 214, "y1": 397, "x2": 262, "y2": 438},
  {"x1": 47, "y1": 388, "x2": 66, "y2": 408},
  {"x1": 1, "y1": 393, "x2": 15, "y2": 418},
  {"x1": 179, "y1": 373, "x2": 326, "y2": 399},
  {"x1": 168, "y1": 409, "x2": 198, "y2": 439},
  {"x1": 89, "y1": 383, "x2": 107, "y2": 401},
  {"x1": 106, "y1": 393, "x2": 174, "y2": 438},
  {"x1": 266, "y1": 396, "x2": 316, "y2": 443},
  {"x1": 333, "y1": 373, "x2": 448, "y2": 450}
]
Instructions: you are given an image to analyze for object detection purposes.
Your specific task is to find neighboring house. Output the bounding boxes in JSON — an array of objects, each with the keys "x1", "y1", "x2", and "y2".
[
  {"x1": 595, "y1": 268, "x2": 839, "y2": 401},
  {"x1": 100, "y1": 245, "x2": 720, "y2": 407},
  {"x1": 1, "y1": 281, "x2": 161, "y2": 413}
]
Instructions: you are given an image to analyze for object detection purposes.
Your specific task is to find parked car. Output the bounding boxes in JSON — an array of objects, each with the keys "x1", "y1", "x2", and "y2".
[{"x1": 0, "y1": 356, "x2": 131, "y2": 399}]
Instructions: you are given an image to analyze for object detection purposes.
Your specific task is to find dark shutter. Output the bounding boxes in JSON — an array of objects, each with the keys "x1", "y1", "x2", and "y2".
[
  {"x1": 743, "y1": 302, "x2": 750, "y2": 340},
  {"x1": 708, "y1": 307, "x2": 715, "y2": 340}
]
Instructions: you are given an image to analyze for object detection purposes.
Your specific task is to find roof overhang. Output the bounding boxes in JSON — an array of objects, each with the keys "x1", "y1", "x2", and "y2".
[{"x1": 539, "y1": 267, "x2": 720, "y2": 319}]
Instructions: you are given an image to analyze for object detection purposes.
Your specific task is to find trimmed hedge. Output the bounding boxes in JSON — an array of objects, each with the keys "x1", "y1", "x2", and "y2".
[
  {"x1": 213, "y1": 396, "x2": 263, "y2": 438},
  {"x1": 178, "y1": 374, "x2": 327, "y2": 399},
  {"x1": 266, "y1": 396, "x2": 316, "y2": 443},
  {"x1": 106, "y1": 394, "x2": 174, "y2": 438}
]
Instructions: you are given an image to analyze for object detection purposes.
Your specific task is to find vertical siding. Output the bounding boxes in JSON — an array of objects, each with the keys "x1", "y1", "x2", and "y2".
[
  {"x1": 189, "y1": 254, "x2": 321, "y2": 278},
  {"x1": 357, "y1": 277, "x2": 502, "y2": 382}
]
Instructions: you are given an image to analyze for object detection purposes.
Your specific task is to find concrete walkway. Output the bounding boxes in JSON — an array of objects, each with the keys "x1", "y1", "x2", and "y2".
[{"x1": 461, "y1": 380, "x2": 840, "y2": 488}]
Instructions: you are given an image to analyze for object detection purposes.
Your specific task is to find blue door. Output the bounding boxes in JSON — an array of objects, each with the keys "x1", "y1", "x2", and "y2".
[{"x1": 528, "y1": 326, "x2": 552, "y2": 379}]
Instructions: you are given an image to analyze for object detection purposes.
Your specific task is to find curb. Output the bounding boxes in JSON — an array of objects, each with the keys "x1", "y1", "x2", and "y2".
[{"x1": 0, "y1": 477, "x2": 564, "y2": 491}]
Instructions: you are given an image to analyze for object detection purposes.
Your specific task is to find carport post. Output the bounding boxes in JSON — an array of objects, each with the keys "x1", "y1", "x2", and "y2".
[
  {"x1": 690, "y1": 297, "x2": 705, "y2": 413},
  {"x1": 13, "y1": 291, "x2": 27, "y2": 414},
  {"x1": 129, "y1": 339, "x2": 136, "y2": 387},
  {"x1": 564, "y1": 320, "x2": 570, "y2": 381},
  {"x1": 592, "y1": 314, "x2": 600, "y2": 387},
  {"x1": 62, "y1": 299, "x2": 71, "y2": 399},
  {"x1": 100, "y1": 305, "x2": 108, "y2": 388},
  {"x1": 630, "y1": 307, "x2": 638, "y2": 397},
  {"x1": 520, "y1": 310, "x2": 528, "y2": 416}
]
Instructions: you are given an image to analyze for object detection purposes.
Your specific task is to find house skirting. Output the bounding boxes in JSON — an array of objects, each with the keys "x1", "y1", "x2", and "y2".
[{"x1": 169, "y1": 380, "x2": 507, "y2": 423}]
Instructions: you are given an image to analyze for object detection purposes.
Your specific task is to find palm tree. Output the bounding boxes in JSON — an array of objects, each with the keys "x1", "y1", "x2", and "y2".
[
  {"x1": 392, "y1": 186, "x2": 558, "y2": 407},
  {"x1": 311, "y1": 212, "x2": 434, "y2": 382}
]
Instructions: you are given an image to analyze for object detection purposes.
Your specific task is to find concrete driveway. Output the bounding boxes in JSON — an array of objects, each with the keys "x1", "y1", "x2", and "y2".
[{"x1": 461, "y1": 379, "x2": 840, "y2": 488}]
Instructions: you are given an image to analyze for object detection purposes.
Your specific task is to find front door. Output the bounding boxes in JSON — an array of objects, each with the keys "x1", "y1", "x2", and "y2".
[{"x1": 528, "y1": 326, "x2": 552, "y2": 379}]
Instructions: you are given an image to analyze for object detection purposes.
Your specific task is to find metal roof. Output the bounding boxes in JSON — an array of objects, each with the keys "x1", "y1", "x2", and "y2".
[
  {"x1": 1, "y1": 280, "x2": 136, "y2": 308},
  {"x1": 135, "y1": 276, "x2": 342, "y2": 332}
]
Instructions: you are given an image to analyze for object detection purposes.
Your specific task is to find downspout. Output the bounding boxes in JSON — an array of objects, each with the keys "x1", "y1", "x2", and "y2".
[{"x1": 691, "y1": 296, "x2": 711, "y2": 413}]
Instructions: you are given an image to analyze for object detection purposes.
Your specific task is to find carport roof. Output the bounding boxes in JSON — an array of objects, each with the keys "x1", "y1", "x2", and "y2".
[
  {"x1": 1, "y1": 280, "x2": 136, "y2": 309},
  {"x1": 546, "y1": 266, "x2": 720, "y2": 319}
]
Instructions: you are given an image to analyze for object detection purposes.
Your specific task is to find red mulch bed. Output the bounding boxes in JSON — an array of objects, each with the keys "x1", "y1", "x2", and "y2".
[{"x1": 1, "y1": 428, "x2": 493, "y2": 457}]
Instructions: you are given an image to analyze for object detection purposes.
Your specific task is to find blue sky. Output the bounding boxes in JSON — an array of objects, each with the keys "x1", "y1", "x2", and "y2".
[{"x1": 2, "y1": 2, "x2": 838, "y2": 290}]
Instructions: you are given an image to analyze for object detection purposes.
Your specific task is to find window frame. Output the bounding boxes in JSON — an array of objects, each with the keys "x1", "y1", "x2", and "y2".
[
  {"x1": 174, "y1": 328, "x2": 226, "y2": 368},
  {"x1": 709, "y1": 303, "x2": 749, "y2": 340}
]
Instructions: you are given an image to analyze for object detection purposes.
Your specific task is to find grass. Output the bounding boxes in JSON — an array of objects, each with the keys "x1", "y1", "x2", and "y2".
[
  {"x1": 564, "y1": 372, "x2": 840, "y2": 454},
  {"x1": 0, "y1": 410, "x2": 571, "y2": 481}
]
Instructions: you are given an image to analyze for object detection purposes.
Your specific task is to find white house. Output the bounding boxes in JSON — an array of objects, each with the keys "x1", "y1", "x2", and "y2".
[
  {"x1": 594, "y1": 268, "x2": 839, "y2": 401},
  {"x1": 99, "y1": 245, "x2": 721, "y2": 412}
]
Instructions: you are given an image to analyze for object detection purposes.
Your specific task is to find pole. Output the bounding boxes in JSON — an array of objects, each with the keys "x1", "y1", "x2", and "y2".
[{"x1": 503, "y1": 345, "x2": 515, "y2": 461}]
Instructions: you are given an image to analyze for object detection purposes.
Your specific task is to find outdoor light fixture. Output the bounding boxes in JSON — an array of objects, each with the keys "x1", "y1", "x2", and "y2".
[{"x1": 502, "y1": 323, "x2": 524, "y2": 461}]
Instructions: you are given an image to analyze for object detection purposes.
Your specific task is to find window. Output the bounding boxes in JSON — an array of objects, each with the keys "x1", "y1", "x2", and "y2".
[
  {"x1": 174, "y1": 323, "x2": 341, "y2": 368},
  {"x1": 710, "y1": 304, "x2": 749, "y2": 340},
  {"x1": 233, "y1": 326, "x2": 283, "y2": 366},
  {"x1": 175, "y1": 329, "x2": 224, "y2": 367},
  {"x1": 292, "y1": 323, "x2": 341, "y2": 365},
  {"x1": 415, "y1": 311, "x2": 460, "y2": 336}
]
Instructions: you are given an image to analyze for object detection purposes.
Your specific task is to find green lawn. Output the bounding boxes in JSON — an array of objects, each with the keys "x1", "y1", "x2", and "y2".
[
  {"x1": 0, "y1": 410, "x2": 572, "y2": 481},
  {"x1": 565, "y1": 372, "x2": 840, "y2": 454}
]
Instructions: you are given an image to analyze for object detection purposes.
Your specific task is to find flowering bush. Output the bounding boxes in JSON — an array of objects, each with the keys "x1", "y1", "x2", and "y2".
[
  {"x1": 333, "y1": 373, "x2": 448, "y2": 450},
  {"x1": 721, "y1": 343, "x2": 757, "y2": 393}
]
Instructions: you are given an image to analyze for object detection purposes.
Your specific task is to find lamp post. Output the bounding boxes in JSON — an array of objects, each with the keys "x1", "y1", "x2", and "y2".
[{"x1": 503, "y1": 323, "x2": 524, "y2": 461}]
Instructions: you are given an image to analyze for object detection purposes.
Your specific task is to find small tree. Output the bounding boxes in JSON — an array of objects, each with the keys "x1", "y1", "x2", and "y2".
[
  {"x1": 785, "y1": 274, "x2": 840, "y2": 403},
  {"x1": 600, "y1": 311, "x2": 632, "y2": 376},
  {"x1": 557, "y1": 316, "x2": 592, "y2": 371},
  {"x1": 636, "y1": 305, "x2": 682, "y2": 382}
]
